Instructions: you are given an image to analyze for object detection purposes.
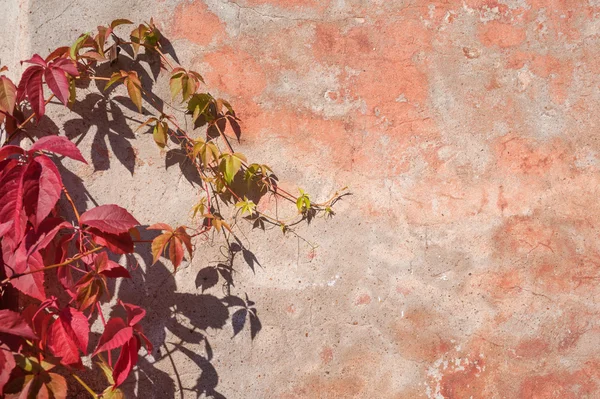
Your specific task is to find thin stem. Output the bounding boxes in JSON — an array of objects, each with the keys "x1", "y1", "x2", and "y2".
[
  {"x1": 62, "y1": 185, "x2": 81, "y2": 222},
  {"x1": 155, "y1": 47, "x2": 176, "y2": 71},
  {"x1": 3, "y1": 95, "x2": 55, "y2": 145},
  {"x1": 72, "y1": 374, "x2": 98, "y2": 399},
  {"x1": 211, "y1": 120, "x2": 234, "y2": 154},
  {"x1": 0, "y1": 247, "x2": 103, "y2": 286}
]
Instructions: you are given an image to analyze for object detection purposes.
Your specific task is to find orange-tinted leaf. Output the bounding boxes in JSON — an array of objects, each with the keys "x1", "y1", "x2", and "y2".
[
  {"x1": 46, "y1": 373, "x2": 67, "y2": 398},
  {"x1": 134, "y1": 117, "x2": 157, "y2": 133},
  {"x1": 151, "y1": 232, "x2": 172, "y2": 264},
  {"x1": 130, "y1": 25, "x2": 149, "y2": 57},
  {"x1": 80, "y1": 50, "x2": 107, "y2": 62},
  {"x1": 169, "y1": 236, "x2": 184, "y2": 270},
  {"x1": 111, "y1": 19, "x2": 133, "y2": 29},
  {"x1": 0, "y1": 76, "x2": 17, "y2": 115},
  {"x1": 95, "y1": 26, "x2": 111, "y2": 57},
  {"x1": 104, "y1": 72, "x2": 124, "y2": 91},
  {"x1": 125, "y1": 72, "x2": 142, "y2": 112},
  {"x1": 175, "y1": 227, "x2": 193, "y2": 258}
]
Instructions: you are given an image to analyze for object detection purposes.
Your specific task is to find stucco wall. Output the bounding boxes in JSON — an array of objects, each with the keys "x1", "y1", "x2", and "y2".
[{"x1": 3, "y1": 0, "x2": 600, "y2": 398}]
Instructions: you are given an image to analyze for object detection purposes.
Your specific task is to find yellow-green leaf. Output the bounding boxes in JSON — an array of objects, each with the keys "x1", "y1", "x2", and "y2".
[
  {"x1": 70, "y1": 33, "x2": 90, "y2": 60},
  {"x1": 104, "y1": 72, "x2": 125, "y2": 91},
  {"x1": 130, "y1": 24, "x2": 149, "y2": 57},
  {"x1": 153, "y1": 121, "x2": 168, "y2": 148},
  {"x1": 192, "y1": 139, "x2": 220, "y2": 168},
  {"x1": 187, "y1": 93, "x2": 213, "y2": 123},
  {"x1": 235, "y1": 197, "x2": 256, "y2": 216},
  {"x1": 169, "y1": 75, "x2": 183, "y2": 101},
  {"x1": 220, "y1": 152, "x2": 247, "y2": 183}
]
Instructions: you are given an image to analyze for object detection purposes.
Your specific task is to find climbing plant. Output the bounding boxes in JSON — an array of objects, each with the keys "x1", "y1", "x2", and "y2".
[{"x1": 0, "y1": 18, "x2": 343, "y2": 398}]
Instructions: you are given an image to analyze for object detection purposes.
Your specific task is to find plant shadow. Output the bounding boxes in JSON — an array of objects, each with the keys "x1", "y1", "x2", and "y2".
[{"x1": 92, "y1": 229, "x2": 263, "y2": 399}]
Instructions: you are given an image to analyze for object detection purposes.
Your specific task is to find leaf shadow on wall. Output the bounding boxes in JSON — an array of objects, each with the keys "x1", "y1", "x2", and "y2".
[{"x1": 96, "y1": 231, "x2": 262, "y2": 399}]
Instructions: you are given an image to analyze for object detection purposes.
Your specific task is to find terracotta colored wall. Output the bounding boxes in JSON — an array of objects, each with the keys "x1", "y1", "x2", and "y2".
[{"x1": 3, "y1": 0, "x2": 600, "y2": 398}]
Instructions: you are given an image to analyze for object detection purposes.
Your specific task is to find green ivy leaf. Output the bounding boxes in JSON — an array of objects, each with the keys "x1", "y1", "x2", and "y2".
[
  {"x1": 296, "y1": 189, "x2": 311, "y2": 213},
  {"x1": 220, "y1": 152, "x2": 247, "y2": 184},
  {"x1": 235, "y1": 196, "x2": 256, "y2": 216},
  {"x1": 70, "y1": 33, "x2": 90, "y2": 60},
  {"x1": 187, "y1": 93, "x2": 213, "y2": 123}
]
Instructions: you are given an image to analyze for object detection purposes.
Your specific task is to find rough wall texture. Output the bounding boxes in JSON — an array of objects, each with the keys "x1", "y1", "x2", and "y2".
[{"x1": 3, "y1": 0, "x2": 600, "y2": 398}]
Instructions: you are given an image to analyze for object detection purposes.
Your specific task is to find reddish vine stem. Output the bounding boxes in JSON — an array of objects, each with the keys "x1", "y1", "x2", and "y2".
[
  {"x1": 3, "y1": 94, "x2": 55, "y2": 145},
  {"x1": 0, "y1": 246, "x2": 104, "y2": 286},
  {"x1": 62, "y1": 185, "x2": 81, "y2": 222}
]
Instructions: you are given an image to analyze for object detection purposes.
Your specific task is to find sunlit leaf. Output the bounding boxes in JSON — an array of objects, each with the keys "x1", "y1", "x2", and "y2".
[
  {"x1": 0, "y1": 76, "x2": 17, "y2": 115},
  {"x1": 153, "y1": 121, "x2": 168, "y2": 148},
  {"x1": 220, "y1": 152, "x2": 247, "y2": 183}
]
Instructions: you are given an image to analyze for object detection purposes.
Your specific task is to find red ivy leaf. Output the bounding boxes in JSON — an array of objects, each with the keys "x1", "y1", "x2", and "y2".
[
  {"x1": 45, "y1": 47, "x2": 70, "y2": 63},
  {"x1": 17, "y1": 65, "x2": 39, "y2": 102},
  {"x1": 100, "y1": 263, "x2": 131, "y2": 279},
  {"x1": 0, "y1": 221, "x2": 13, "y2": 238},
  {"x1": 4, "y1": 239, "x2": 46, "y2": 301},
  {"x1": 0, "y1": 309, "x2": 36, "y2": 339},
  {"x1": 32, "y1": 155, "x2": 63, "y2": 227},
  {"x1": 52, "y1": 58, "x2": 79, "y2": 77},
  {"x1": 119, "y1": 301, "x2": 145, "y2": 327},
  {"x1": 88, "y1": 228, "x2": 134, "y2": 254},
  {"x1": 80, "y1": 205, "x2": 139, "y2": 234},
  {"x1": 48, "y1": 314, "x2": 83, "y2": 368},
  {"x1": 25, "y1": 68, "x2": 45, "y2": 119},
  {"x1": 28, "y1": 218, "x2": 73, "y2": 255},
  {"x1": 93, "y1": 317, "x2": 133, "y2": 356},
  {"x1": 44, "y1": 66, "x2": 70, "y2": 105},
  {"x1": 0, "y1": 162, "x2": 27, "y2": 242},
  {"x1": 113, "y1": 336, "x2": 140, "y2": 387},
  {"x1": 0, "y1": 344, "x2": 15, "y2": 395},
  {"x1": 22, "y1": 54, "x2": 47, "y2": 67},
  {"x1": 57, "y1": 306, "x2": 89, "y2": 354},
  {"x1": 135, "y1": 328, "x2": 153, "y2": 353},
  {"x1": 29, "y1": 136, "x2": 87, "y2": 163},
  {"x1": 95, "y1": 252, "x2": 131, "y2": 278},
  {"x1": 0, "y1": 145, "x2": 25, "y2": 162}
]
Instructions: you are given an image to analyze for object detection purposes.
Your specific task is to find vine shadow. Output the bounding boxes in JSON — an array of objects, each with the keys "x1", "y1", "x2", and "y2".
[{"x1": 97, "y1": 229, "x2": 262, "y2": 399}]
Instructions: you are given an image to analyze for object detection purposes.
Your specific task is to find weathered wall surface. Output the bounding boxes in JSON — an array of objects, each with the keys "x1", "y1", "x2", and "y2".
[{"x1": 3, "y1": 0, "x2": 600, "y2": 398}]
